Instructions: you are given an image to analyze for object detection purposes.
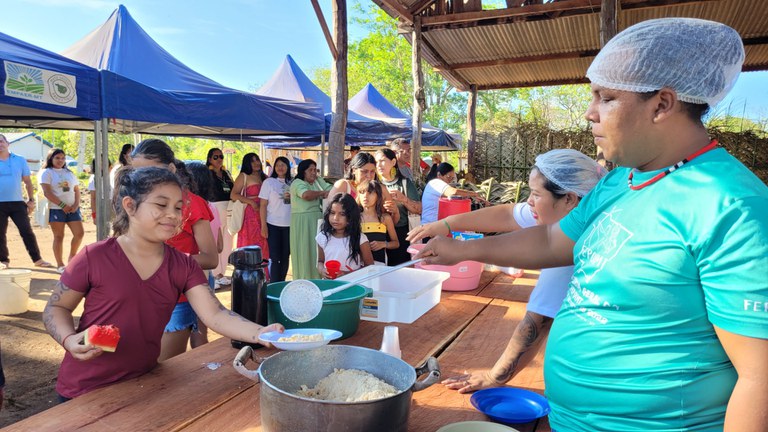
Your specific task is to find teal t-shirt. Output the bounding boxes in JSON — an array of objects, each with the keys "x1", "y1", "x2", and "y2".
[{"x1": 548, "y1": 148, "x2": 768, "y2": 431}]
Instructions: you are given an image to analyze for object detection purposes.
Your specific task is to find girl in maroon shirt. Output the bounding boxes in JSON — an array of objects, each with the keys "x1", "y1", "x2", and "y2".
[{"x1": 43, "y1": 167, "x2": 282, "y2": 399}]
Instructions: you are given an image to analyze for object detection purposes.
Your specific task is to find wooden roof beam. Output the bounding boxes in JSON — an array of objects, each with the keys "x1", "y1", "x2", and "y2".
[
  {"x1": 398, "y1": 20, "x2": 472, "y2": 91},
  {"x1": 477, "y1": 77, "x2": 590, "y2": 90},
  {"x1": 437, "y1": 49, "x2": 600, "y2": 70},
  {"x1": 422, "y1": 38, "x2": 472, "y2": 91},
  {"x1": 372, "y1": 0, "x2": 414, "y2": 25},
  {"x1": 420, "y1": 0, "x2": 711, "y2": 28},
  {"x1": 310, "y1": 0, "x2": 338, "y2": 61},
  {"x1": 409, "y1": 0, "x2": 438, "y2": 15}
]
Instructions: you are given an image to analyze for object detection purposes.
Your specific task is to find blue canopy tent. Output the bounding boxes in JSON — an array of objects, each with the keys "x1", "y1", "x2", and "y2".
[
  {"x1": 255, "y1": 55, "x2": 411, "y2": 149},
  {"x1": 349, "y1": 83, "x2": 461, "y2": 151},
  {"x1": 60, "y1": 6, "x2": 324, "y2": 137},
  {"x1": 0, "y1": 31, "x2": 101, "y2": 129}
]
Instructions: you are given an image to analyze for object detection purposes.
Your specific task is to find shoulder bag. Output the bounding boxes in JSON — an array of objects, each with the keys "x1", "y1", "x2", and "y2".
[{"x1": 226, "y1": 175, "x2": 247, "y2": 235}]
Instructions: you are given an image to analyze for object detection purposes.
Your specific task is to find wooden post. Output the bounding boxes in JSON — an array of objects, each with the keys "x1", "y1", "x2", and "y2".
[
  {"x1": 597, "y1": 0, "x2": 619, "y2": 168},
  {"x1": 411, "y1": 15, "x2": 425, "y2": 180},
  {"x1": 599, "y1": 0, "x2": 619, "y2": 47},
  {"x1": 466, "y1": 84, "x2": 477, "y2": 179},
  {"x1": 328, "y1": 0, "x2": 348, "y2": 178}
]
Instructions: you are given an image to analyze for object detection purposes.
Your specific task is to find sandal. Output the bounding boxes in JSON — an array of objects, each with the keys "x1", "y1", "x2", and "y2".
[
  {"x1": 57, "y1": 266, "x2": 66, "y2": 274},
  {"x1": 34, "y1": 260, "x2": 55, "y2": 268}
]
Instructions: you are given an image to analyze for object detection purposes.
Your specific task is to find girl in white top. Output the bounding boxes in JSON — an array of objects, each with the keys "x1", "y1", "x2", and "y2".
[
  {"x1": 421, "y1": 162, "x2": 481, "y2": 225},
  {"x1": 39, "y1": 149, "x2": 84, "y2": 274},
  {"x1": 408, "y1": 149, "x2": 606, "y2": 393},
  {"x1": 315, "y1": 193, "x2": 374, "y2": 278},
  {"x1": 258, "y1": 156, "x2": 293, "y2": 282}
]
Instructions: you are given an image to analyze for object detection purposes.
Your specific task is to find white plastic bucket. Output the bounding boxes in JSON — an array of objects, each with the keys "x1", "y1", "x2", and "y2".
[{"x1": 0, "y1": 269, "x2": 32, "y2": 315}]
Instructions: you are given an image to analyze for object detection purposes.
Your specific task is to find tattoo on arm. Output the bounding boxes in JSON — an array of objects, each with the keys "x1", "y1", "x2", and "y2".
[
  {"x1": 493, "y1": 312, "x2": 553, "y2": 383},
  {"x1": 209, "y1": 290, "x2": 250, "y2": 322},
  {"x1": 43, "y1": 281, "x2": 75, "y2": 345}
]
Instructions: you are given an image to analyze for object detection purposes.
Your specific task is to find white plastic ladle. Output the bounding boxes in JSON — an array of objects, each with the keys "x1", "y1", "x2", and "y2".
[{"x1": 279, "y1": 258, "x2": 423, "y2": 323}]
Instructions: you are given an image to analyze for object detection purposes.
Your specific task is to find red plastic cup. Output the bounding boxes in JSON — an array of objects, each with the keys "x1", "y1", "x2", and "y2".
[{"x1": 325, "y1": 260, "x2": 341, "y2": 279}]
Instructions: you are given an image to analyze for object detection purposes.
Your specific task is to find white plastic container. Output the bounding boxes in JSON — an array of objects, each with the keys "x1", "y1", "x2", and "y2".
[
  {"x1": 0, "y1": 269, "x2": 32, "y2": 315},
  {"x1": 337, "y1": 266, "x2": 449, "y2": 324}
]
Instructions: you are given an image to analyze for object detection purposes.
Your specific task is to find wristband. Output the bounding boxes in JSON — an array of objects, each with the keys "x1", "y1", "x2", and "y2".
[
  {"x1": 58, "y1": 201, "x2": 66, "y2": 209},
  {"x1": 443, "y1": 219, "x2": 452, "y2": 235},
  {"x1": 62, "y1": 333, "x2": 77, "y2": 349}
]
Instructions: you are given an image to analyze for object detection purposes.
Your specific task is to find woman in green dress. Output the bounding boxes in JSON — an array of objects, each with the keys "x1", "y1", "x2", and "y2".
[{"x1": 290, "y1": 159, "x2": 331, "y2": 280}]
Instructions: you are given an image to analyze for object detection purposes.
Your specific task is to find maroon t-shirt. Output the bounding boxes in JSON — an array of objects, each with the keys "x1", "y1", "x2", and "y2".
[{"x1": 56, "y1": 237, "x2": 208, "y2": 398}]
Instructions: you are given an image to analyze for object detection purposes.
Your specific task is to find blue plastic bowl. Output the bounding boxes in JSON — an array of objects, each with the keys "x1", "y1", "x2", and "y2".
[{"x1": 470, "y1": 388, "x2": 550, "y2": 424}]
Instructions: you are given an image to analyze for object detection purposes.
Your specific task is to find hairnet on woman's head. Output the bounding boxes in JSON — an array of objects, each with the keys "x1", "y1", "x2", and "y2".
[
  {"x1": 534, "y1": 149, "x2": 607, "y2": 197},
  {"x1": 586, "y1": 18, "x2": 744, "y2": 107}
]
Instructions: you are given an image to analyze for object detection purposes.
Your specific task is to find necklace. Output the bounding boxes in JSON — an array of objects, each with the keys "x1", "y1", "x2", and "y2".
[{"x1": 627, "y1": 139, "x2": 718, "y2": 191}]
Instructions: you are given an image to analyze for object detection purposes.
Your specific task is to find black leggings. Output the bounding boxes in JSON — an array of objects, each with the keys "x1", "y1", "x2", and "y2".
[
  {"x1": 386, "y1": 224, "x2": 412, "y2": 266},
  {"x1": 266, "y1": 223, "x2": 290, "y2": 282}
]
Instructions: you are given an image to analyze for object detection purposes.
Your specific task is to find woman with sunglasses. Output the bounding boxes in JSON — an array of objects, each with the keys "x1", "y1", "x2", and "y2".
[{"x1": 206, "y1": 148, "x2": 234, "y2": 286}]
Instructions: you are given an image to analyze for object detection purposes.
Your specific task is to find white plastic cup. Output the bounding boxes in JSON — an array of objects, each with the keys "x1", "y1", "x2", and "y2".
[{"x1": 380, "y1": 325, "x2": 401, "y2": 359}]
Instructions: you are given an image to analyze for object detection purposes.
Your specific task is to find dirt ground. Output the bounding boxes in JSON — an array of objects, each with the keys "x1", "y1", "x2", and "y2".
[{"x1": 0, "y1": 222, "x2": 234, "y2": 428}]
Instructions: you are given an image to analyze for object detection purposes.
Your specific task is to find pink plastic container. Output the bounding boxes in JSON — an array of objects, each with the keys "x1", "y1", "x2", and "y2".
[{"x1": 407, "y1": 244, "x2": 484, "y2": 292}]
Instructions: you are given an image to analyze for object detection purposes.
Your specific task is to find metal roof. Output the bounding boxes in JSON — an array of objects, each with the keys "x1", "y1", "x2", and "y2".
[{"x1": 374, "y1": 0, "x2": 768, "y2": 91}]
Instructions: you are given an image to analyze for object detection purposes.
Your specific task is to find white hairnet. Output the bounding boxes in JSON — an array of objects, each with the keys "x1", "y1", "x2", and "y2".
[
  {"x1": 534, "y1": 149, "x2": 607, "y2": 197},
  {"x1": 586, "y1": 18, "x2": 744, "y2": 107}
]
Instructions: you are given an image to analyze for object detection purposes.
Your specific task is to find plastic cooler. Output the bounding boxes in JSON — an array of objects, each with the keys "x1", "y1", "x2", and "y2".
[
  {"x1": 336, "y1": 266, "x2": 449, "y2": 323},
  {"x1": 407, "y1": 244, "x2": 485, "y2": 292}
]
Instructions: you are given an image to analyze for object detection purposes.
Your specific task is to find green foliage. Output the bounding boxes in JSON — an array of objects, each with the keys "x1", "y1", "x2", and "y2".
[
  {"x1": 305, "y1": 2, "x2": 600, "y2": 140},
  {"x1": 310, "y1": 2, "x2": 466, "y2": 133}
]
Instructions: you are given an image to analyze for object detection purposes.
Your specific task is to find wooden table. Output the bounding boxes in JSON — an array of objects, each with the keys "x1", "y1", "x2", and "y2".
[{"x1": 2, "y1": 270, "x2": 550, "y2": 432}]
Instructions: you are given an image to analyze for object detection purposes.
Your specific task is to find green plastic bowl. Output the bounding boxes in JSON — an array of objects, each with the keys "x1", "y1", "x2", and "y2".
[{"x1": 267, "y1": 280, "x2": 372, "y2": 339}]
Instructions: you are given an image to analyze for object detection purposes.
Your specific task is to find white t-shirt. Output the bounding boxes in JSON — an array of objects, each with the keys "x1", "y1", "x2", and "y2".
[
  {"x1": 258, "y1": 177, "x2": 291, "y2": 227},
  {"x1": 40, "y1": 168, "x2": 78, "y2": 206},
  {"x1": 421, "y1": 178, "x2": 450, "y2": 224},
  {"x1": 109, "y1": 164, "x2": 125, "y2": 189},
  {"x1": 87, "y1": 175, "x2": 95, "y2": 192},
  {"x1": 315, "y1": 232, "x2": 369, "y2": 272},
  {"x1": 513, "y1": 202, "x2": 574, "y2": 318}
]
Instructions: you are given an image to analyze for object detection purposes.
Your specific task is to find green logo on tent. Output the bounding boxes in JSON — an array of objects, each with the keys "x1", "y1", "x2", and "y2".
[{"x1": 6, "y1": 63, "x2": 44, "y2": 95}]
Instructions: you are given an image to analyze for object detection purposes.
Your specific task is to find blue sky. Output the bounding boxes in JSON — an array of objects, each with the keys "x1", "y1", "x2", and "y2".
[{"x1": 3, "y1": 0, "x2": 766, "y2": 121}]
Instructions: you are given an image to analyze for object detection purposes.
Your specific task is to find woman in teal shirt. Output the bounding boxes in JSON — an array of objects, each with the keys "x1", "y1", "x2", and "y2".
[{"x1": 417, "y1": 18, "x2": 768, "y2": 431}]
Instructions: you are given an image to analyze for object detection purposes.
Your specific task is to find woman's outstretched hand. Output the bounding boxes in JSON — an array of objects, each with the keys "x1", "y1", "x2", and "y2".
[
  {"x1": 413, "y1": 236, "x2": 463, "y2": 266},
  {"x1": 442, "y1": 370, "x2": 506, "y2": 394},
  {"x1": 406, "y1": 221, "x2": 448, "y2": 244},
  {"x1": 255, "y1": 323, "x2": 285, "y2": 348}
]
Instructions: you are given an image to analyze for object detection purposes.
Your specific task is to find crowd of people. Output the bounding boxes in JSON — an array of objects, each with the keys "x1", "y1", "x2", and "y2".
[
  {"x1": 0, "y1": 17, "x2": 764, "y2": 431},
  {"x1": 1, "y1": 129, "x2": 475, "y2": 405}
]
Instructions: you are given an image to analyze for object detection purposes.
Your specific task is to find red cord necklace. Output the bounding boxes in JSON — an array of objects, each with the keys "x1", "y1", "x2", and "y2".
[{"x1": 627, "y1": 139, "x2": 718, "y2": 191}]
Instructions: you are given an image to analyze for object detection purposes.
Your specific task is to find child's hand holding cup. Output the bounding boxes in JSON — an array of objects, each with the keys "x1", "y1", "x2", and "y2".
[{"x1": 325, "y1": 260, "x2": 341, "y2": 279}]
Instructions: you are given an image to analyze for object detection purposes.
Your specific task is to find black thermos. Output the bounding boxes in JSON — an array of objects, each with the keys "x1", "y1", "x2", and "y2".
[{"x1": 228, "y1": 245, "x2": 269, "y2": 349}]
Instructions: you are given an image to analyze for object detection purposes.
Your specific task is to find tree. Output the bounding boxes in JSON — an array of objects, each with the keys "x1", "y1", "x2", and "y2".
[{"x1": 310, "y1": 2, "x2": 466, "y2": 134}]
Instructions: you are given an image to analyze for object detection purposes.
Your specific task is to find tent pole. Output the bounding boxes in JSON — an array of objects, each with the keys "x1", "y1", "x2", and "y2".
[{"x1": 95, "y1": 119, "x2": 111, "y2": 240}]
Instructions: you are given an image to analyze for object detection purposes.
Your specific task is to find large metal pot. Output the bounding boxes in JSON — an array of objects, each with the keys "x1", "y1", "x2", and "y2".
[{"x1": 233, "y1": 345, "x2": 440, "y2": 432}]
